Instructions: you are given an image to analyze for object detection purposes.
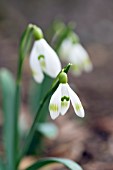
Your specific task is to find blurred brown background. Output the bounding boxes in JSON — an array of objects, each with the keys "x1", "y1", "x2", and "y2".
[{"x1": 0, "y1": 0, "x2": 113, "y2": 170}]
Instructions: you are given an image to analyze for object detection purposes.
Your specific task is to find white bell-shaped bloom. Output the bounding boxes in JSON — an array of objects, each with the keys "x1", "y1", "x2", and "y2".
[
  {"x1": 59, "y1": 38, "x2": 93, "y2": 75},
  {"x1": 69, "y1": 44, "x2": 93, "y2": 75},
  {"x1": 70, "y1": 44, "x2": 93, "y2": 72},
  {"x1": 49, "y1": 83, "x2": 85, "y2": 119},
  {"x1": 30, "y1": 38, "x2": 61, "y2": 83}
]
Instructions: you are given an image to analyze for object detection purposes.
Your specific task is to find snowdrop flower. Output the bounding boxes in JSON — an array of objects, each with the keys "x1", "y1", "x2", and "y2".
[
  {"x1": 49, "y1": 72, "x2": 85, "y2": 119},
  {"x1": 30, "y1": 38, "x2": 61, "y2": 83},
  {"x1": 59, "y1": 37, "x2": 93, "y2": 75},
  {"x1": 69, "y1": 43, "x2": 93, "y2": 75}
]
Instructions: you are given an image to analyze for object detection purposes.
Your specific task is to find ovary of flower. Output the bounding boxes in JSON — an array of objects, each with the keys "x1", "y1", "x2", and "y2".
[
  {"x1": 30, "y1": 39, "x2": 61, "y2": 83},
  {"x1": 49, "y1": 83, "x2": 85, "y2": 119}
]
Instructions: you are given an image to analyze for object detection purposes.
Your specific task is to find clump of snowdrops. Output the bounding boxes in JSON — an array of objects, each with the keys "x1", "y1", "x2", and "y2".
[{"x1": 0, "y1": 22, "x2": 92, "y2": 170}]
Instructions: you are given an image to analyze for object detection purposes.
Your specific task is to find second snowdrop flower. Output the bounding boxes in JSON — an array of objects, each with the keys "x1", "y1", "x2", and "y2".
[
  {"x1": 30, "y1": 38, "x2": 61, "y2": 83},
  {"x1": 49, "y1": 72, "x2": 85, "y2": 119},
  {"x1": 59, "y1": 36, "x2": 93, "y2": 75}
]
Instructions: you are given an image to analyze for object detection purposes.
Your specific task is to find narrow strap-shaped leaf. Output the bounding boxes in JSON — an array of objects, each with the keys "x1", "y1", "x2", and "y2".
[
  {"x1": 0, "y1": 69, "x2": 15, "y2": 170},
  {"x1": 26, "y1": 157, "x2": 83, "y2": 170},
  {"x1": 0, "y1": 158, "x2": 5, "y2": 170},
  {"x1": 27, "y1": 75, "x2": 53, "y2": 154},
  {"x1": 29, "y1": 75, "x2": 53, "y2": 116}
]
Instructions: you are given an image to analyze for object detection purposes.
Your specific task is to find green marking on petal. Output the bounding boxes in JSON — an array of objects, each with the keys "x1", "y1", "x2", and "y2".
[
  {"x1": 38, "y1": 55, "x2": 46, "y2": 69},
  {"x1": 40, "y1": 60, "x2": 46, "y2": 69},
  {"x1": 75, "y1": 103, "x2": 82, "y2": 111},
  {"x1": 32, "y1": 70, "x2": 37, "y2": 76},
  {"x1": 38, "y1": 55, "x2": 45, "y2": 60},
  {"x1": 61, "y1": 101, "x2": 68, "y2": 107},
  {"x1": 61, "y1": 96, "x2": 70, "y2": 102},
  {"x1": 50, "y1": 104, "x2": 59, "y2": 112}
]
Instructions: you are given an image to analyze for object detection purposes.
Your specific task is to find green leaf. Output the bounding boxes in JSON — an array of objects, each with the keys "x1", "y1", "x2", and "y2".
[
  {"x1": 29, "y1": 75, "x2": 53, "y2": 116},
  {"x1": 37, "y1": 122, "x2": 58, "y2": 139},
  {"x1": 0, "y1": 69, "x2": 16, "y2": 170},
  {"x1": 0, "y1": 158, "x2": 5, "y2": 170},
  {"x1": 28, "y1": 80, "x2": 42, "y2": 114},
  {"x1": 27, "y1": 75, "x2": 53, "y2": 154},
  {"x1": 26, "y1": 157, "x2": 83, "y2": 170}
]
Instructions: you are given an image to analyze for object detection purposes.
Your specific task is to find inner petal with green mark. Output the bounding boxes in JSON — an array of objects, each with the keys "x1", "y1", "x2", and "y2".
[
  {"x1": 61, "y1": 96, "x2": 70, "y2": 102},
  {"x1": 61, "y1": 101, "x2": 68, "y2": 108},
  {"x1": 38, "y1": 55, "x2": 46, "y2": 70},
  {"x1": 61, "y1": 96, "x2": 70, "y2": 108},
  {"x1": 49, "y1": 104, "x2": 59, "y2": 112},
  {"x1": 61, "y1": 95, "x2": 70, "y2": 115},
  {"x1": 75, "y1": 103, "x2": 82, "y2": 111}
]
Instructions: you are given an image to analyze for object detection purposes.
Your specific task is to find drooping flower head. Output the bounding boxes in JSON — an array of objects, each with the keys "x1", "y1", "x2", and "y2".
[
  {"x1": 30, "y1": 38, "x2": 61, "y2": 83},
  {"x1": 51, "y1": 20, "x2": 93, "y2": 75},
  {"x1": 58, "y1": 33, "x2": 93, "y2": 76},
  {"x1": 49, "y1": 72, "x2": 85, "y2": 119}
]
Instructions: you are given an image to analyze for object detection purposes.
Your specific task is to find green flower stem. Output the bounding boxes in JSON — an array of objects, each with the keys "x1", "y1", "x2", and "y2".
[
  {"x1": 17, "y1": 82, "x2": 59, "y2": 166},
  {"x1": 17, "y1": 25, "x2": 34, "y2": 83},
  {"x1": 13, "y1": 25, "x2": 34, "y2": 169},
  {"x1": 13, "y1": 24, "x2": 43, "y2": 170},
  {"x1": 52, "y1": 23, "x2": 79, "y2": 53},
  {"x1": 17, "y1": 63, "x2": 71, "y2": 168},
  {"x1": 54, "y1": 26, "x2": 71, "y2": 52},
  {"x1": 28, "y1": 75, "x2": 53, "y2": 155},
  {"x1": 13, "y1": 83, "x2": 20, "y2": 170}
]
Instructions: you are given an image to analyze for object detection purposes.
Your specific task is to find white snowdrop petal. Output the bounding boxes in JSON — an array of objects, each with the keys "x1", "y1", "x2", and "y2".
[
  {"x1": 70, "y1": 44, "x2": 85, "y2": 65},
  {"x1": 67, "y1": 84, "x2": 85, "y2": 118},
  {"x1": 74, "y1": 44, "x2": 88, "y2": 60},
  {"x1": 31, "y1": 39, "x2": 61, "y2": 79},
  {"x1": 49, "y1": 84, "x2": 61, "y2": 119},
  {"x1": 29, "y1": 43, "x2": 44, "y2": 83},
  {"x1": 73, "y1": 44, "x2": 93, "y2": 72},
  {"x1": 69, "y1": 45, "x2": 82, "y2": 63},
  {"x1": 83, "y1": 57, "x2": 93, "y2": 72},
  {"x1": 69, "y1": 46, "x2": 83, "y2": 73},
  {"x1": 32, "y1": 39, "x2": 46, "y2": 54},
  {"x1": 34, "y1": 39, "x2": 61, "y2": 78},
  {"x1": 60, "y1": 84, "x2": 70, "y2": 115},
  {"x1": 59, "y1": 38, "x2": 73, "y2": 61},
  {"x1": 42, "y1": 40, "x2": 61, "y2": 78},
  {"x1": 71, "y1": 64, "x2": 82, "y2": 76}
]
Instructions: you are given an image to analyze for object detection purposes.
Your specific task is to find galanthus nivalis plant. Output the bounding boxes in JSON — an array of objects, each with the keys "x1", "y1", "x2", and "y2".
[{"x1": 0, "y1": 24, "x2": 84, "y2": 170}]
